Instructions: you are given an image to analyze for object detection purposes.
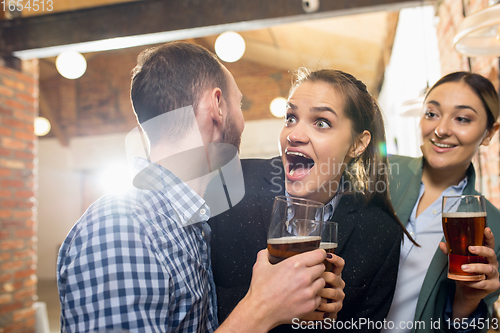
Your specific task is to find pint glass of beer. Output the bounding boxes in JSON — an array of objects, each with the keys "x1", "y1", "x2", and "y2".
[
  {"x1": 267, "y1": 196, "x2": 324, "y2": 264},
  {"x1": 442, "y1": 195, "x2": 487, "y2": 281}
]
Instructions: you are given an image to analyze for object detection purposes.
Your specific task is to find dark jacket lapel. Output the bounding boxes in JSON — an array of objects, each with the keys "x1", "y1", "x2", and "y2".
[
  {"x1": 261, "y1": 158, "x2": 285, "y2": 236},
  {"x1": 330, "y1": 194, "x2": 358, "y2": 254}
]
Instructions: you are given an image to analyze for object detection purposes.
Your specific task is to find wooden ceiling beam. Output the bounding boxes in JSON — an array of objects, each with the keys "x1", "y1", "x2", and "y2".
[{"x1": 1, "y1": 0, "x2": 434, "y2": 59}]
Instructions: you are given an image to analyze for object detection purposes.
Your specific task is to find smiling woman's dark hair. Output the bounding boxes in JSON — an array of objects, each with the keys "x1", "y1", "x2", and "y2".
[{"x1": 290, "y1": 68, "x2": 417, "y2": 245}]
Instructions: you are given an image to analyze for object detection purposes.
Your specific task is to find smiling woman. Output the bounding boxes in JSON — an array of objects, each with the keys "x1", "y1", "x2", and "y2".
[{"x1": 385, "y1": 71, "x2": 500, "y2": 333}]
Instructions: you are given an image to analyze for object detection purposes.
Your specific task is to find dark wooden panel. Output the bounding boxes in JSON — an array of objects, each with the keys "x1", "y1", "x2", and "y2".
[{"x1": 0, "y1": 0, "x2": 432, "y2": 56}]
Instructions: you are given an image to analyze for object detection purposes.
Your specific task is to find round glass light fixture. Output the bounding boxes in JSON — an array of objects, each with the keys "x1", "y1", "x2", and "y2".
[
  {"x1": 56, "y1": 51, "x2": 87, "y2": 79},
  {"x1": 34, "y1": 117, "x2": 51, "y2": 136},
  {"x1": 270, "y1": 97, "x2": 288, "y2": 118},
  {"x1": 453, "y1": 3, "x2": 500, "y2": 56},
  {"x1": 215, "y1": 31, "x2": 246, "y2": 62}
]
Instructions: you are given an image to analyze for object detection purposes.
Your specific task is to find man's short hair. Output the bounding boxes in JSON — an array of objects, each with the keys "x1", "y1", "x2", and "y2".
[{"x1": 130, "y1": 42, "x2": 228, "y2": 141}]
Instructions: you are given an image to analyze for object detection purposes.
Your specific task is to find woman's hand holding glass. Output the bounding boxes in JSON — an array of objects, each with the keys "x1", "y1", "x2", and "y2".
[
  {"x1": 439, "y1": 227, "x2": 500, "y2": 319},
  {"x1": 296, "y1": 221, "x2": 345, "y2": 321},
  {"x1": 302, "y1": 253, "x2": 345, "y2": 321}
]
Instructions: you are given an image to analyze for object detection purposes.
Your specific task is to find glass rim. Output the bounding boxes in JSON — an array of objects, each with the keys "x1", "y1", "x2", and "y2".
[
  {"x1": 293, "y1": 218, "x2": 323, "y2": 223},
  {"x1": 274, "y1": 195, "x2": 324, "y2": 208},
  {"x1": 322, "y1": 220, "x2": 338, "y2": 225},
  {"x1": 442, "y1": 194, "x2": 485, "y2": 199}
]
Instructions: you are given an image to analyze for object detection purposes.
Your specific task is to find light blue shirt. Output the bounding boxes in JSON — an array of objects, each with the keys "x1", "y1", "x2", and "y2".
[
  {"x1": 284, "y1": 191, "x2": 343, "y2": 222},
  {"x1": 383, "y1": 177, "x2": 467, "y2": 332}
]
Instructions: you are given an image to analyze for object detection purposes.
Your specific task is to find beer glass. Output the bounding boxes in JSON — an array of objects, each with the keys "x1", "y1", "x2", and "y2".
[
  {"x1": 442, "y1": 195, "x2": 487, "y2": 281},
  {"x1": 320, "y1": 221, "x2": 338, "y2": 303},
  {"x1": 267, "y1": 196, "x2": 324, "y2": 264},
  {"x1": 320, "y1": 221, "x2": 338, "y2": 273}
]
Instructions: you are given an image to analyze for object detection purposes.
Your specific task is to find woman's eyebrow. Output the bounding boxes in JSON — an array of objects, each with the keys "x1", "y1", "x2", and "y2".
[
  {"x1": 311, "y1": 106, "x2": 337, "y2": 116},
  {"x1": 455, "y1": 105, "x2": 478, "y2": 114},
  {"x1": 426, "y1": 100, "x2": 478, "y2": 114}
]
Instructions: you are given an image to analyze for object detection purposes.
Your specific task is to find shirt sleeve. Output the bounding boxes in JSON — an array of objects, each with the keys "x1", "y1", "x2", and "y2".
[{"x1": 442, "y1": 292, "x2": 489, "y2": 333}]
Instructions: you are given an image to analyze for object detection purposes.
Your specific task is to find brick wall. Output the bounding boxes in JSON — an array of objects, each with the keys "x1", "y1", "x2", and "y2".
[
  {"x1": 0, "y1": 63, "x2": 38, "y2": 333},
  {"x1": 436, "y1": 0, "x2": 500, "y2": 208}
]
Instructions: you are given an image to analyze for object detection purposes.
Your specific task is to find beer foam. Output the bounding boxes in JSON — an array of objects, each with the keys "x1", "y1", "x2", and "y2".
[
  {"x1": 320, "y1": 242, "x2": 338, "y2": 250},
  {"x1": 268, "y1": 236, "x2": 321, "y2": 244},
  {"x1": 442, "y1": 212, "x2": 487, "y2": 218}
]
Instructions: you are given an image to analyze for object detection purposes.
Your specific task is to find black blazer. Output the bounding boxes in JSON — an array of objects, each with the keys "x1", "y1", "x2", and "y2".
[{"x1": 209, "y1": 158, "x2": 402, "y2": 332}]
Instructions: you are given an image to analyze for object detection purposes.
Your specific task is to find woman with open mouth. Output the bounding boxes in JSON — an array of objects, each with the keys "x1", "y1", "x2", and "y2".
[
  {"x1": 384, "y1": 71, "x2": 500, "y2": 333},
  {"x1": 209, "y1": 68, "x2": 415, "y2": 332}
]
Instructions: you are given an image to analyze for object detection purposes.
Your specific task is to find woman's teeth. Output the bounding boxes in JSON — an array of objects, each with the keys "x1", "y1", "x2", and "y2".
[
  {"x1": 432, "y1": 141, "x2": 455, "y2": 148},
  {"x1": 287, "y1": 151, "x2": 310, "y2": 158}
]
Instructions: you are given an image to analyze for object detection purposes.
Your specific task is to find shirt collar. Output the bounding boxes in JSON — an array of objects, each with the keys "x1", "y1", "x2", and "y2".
[
  {"x1": 284, "y1": 190, "x2": 342, "y2": 221},
  {"x1": 133, "y1": 157, "x2": 210, "y2": 227}
]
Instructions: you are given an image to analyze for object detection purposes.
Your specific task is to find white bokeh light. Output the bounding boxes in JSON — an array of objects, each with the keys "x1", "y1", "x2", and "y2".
[
  {"x1": 215, "y1": 31, "x2": 246, "y2": 62},
  {"x1": 269, "y1": 97, "x2": 288, "y2": 118},
  {"x1": 34, "y1": 117, "x2": 51, "y2": 136},
  {"x1": 99, "y1": 164, "x2": 133, "y2": 194},
  {"x1": 56, "y1": 51, "x2": 87, "y2": 79}
]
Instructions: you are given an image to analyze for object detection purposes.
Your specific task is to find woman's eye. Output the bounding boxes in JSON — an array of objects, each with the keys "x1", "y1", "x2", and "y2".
[
  {"x1": 424, "y1": 111, "x2": 437, "y2": 118},
  {"x1": 315, "y1": 119, "x2": 331, "y2": 129},
  {"x1": 285, "y1": 114, "x2": 297, "y2": 125},
  {"x1": 456, "y1": 116, "x2": 471, "y2": 124}
]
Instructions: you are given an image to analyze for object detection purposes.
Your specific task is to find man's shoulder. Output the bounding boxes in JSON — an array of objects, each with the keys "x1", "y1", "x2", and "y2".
[
  {"x1": 83, "y1": 190, "x2": 141, "y2": 221},
  {"x1": 66, "y1": 190, "x2": 148, "y2": 242}
]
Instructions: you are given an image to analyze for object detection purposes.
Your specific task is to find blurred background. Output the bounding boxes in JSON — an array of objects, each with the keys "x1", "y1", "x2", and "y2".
[{"x1": 0, "y1": 0, "x2": 499, "y2": 332}]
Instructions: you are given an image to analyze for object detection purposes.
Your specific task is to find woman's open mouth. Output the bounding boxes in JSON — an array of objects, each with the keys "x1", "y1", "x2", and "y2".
[{"x1": 285, "y1": 150, "x2": 315, "y2": 180}]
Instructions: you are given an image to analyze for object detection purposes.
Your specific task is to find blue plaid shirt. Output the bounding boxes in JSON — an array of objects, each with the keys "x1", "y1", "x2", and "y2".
[{"x1": 57, "y1": 158, "x2": 218, "y2": 332}]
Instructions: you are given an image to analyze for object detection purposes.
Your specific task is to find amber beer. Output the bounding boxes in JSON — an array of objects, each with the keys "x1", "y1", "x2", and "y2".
[
  {"x1": 442, "y1": 212, "x2": 487, "y2": 281},
  {"x1": 267, "y1": 236, "x2": 322, "y2": 264}
]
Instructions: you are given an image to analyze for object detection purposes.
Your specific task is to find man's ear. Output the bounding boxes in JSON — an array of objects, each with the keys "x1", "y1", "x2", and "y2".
[
  {"x1": 210, "y1": 88, "x2": 224, "y2": 125},
  {"x1": 481, "y1": 122, "x2": 499, "y2": 146},
  {"x1": 348, "y1": 130, "x2": 371, "y2": 158}
]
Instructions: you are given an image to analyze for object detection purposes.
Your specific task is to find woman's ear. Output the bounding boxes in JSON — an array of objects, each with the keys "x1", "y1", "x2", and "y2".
[
  {"x1": 481, "y1": 122, "x2": 500, "y2": 146},
  {"x1": 349, "y1": 130, "x2": 371, "y2": 158}
]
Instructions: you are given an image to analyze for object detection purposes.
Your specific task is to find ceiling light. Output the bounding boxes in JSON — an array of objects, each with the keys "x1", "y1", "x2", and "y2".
[
  {"x1": 56, "y1": 51, "x2": 87, "y2": 79},
  {"x1": 34, "y1": 117, "x2": 51, "y2": 136},
  {"x1": 453, "y1": 3, "x2": 500, "y2": 56},
  {"x1": 270, "y1": 97, "x2": 287, "y2": 118},
  {"x1": 215, "y1": 31, "x2": 246, "y2": 62}
]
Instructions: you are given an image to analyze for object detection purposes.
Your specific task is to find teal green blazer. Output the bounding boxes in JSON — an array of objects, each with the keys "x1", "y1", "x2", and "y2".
[{"x1": 388, "y1": 155, "x2": 500, "y2": 333}]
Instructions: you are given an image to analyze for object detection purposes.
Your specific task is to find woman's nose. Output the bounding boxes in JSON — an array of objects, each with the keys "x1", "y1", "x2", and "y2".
[
  {"x1": 287, "y1": 125, "x2": 310, "y2": 145},
  {"x1": 434, "y1": 119, "x2": 451, "y2": 139}
]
